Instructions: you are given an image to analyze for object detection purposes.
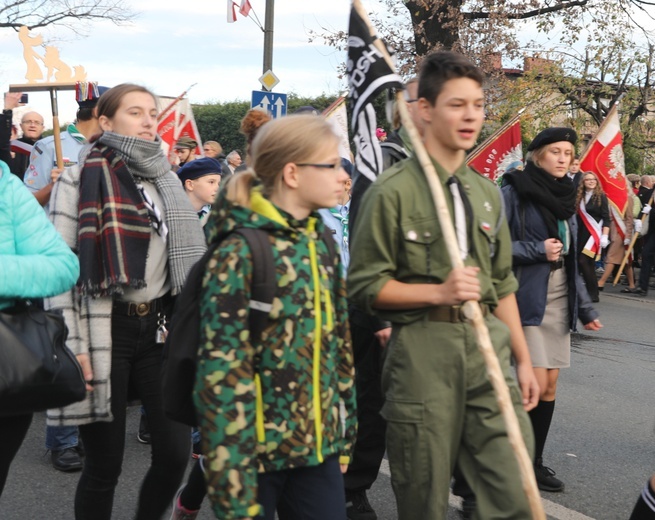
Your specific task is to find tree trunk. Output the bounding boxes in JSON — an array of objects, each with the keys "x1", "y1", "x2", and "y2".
[{"x1": 404, "y1": 0, "x2": 463, "y2": 55}]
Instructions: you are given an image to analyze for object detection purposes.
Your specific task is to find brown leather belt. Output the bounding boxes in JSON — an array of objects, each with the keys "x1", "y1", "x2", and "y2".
[
  {"x1": 550, "y1": 259, "x2": 564, "y2": 271},
  {"x1": 113, "y1": 293, "x2": 171, "y2": 317},
  {"x1": 427, "y1": 303, "x2": 490, "y2": 323}
]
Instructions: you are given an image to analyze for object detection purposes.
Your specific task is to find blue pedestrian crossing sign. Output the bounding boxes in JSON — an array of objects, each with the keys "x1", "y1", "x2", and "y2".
[{"x1": 251, "y1": 90, "x2": 287, "y2": 118}]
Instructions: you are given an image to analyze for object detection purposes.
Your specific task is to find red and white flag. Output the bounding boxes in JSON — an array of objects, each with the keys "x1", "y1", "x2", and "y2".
[
  {"x1": 239, "y1": 0, "x2": 252, "y2": 17},
  {"x1": 227, "y1": 0, "x2": 238, "y2": 22},
  {"x1": 579, "y1": 105, "x2": 629, "y2": 215},
  {"x1": 10, "y1": 139, "x2": 33, "y2": 156},
  {"x1": 156, "y1": 96, "x2": 203, "y2": 164},
  {"x1": 467, "y1": 116, "x2": 523, "y2": 182}
]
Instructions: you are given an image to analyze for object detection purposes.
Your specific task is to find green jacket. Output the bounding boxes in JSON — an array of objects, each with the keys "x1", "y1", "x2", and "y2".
[
  {"x1": 348, "y1": 155, "x2": 518, "y2": 324},
  {"x1": 194, "y1": 188, "x2": 357, "y2": 520}
]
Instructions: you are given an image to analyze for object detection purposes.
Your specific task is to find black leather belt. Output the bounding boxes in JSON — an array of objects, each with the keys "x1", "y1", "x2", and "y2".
[
  {"x1": 550, "y1": 259, "x2": 564, "y2": 271},
  {"x1": 427, "y1": 303, "x2": 490, "y2": 323},
  {"x1": 113, "y1": 293, "x2": 171, "y2": 317}
]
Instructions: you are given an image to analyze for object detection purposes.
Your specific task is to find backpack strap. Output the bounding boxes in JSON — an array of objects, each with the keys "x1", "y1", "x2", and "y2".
[
  {"x1": 234, "y1": 228, "x2": 276, "y2": 342},
  {"x1": 380, "y1": 141, "x2": 409, "y2": 161},
  {"x1": 321, "y1": 226, "x2": 337, "y2": 267},
  {"x1": 232, "y1": 226, "x2": 336, "y2": 342}
]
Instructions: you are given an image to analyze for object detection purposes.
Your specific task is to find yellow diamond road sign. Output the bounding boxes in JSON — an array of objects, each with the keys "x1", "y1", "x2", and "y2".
[{"x1": 259, "y1": 70, "x2": 279, "y2": 91}]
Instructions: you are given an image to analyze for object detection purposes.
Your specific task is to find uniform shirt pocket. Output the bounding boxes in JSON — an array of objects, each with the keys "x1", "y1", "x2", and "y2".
[{"x1": 400, "y1": 217, "x2": 441, "y2": 277}]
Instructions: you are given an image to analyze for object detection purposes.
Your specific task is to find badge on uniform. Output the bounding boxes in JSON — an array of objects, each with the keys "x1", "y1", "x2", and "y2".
[
  {"x1": 481, "y1": 222, "x2": 491, "y2": 232},
  {"x1": 483, "y1": 201, "x2": 492, "y2": 212}
]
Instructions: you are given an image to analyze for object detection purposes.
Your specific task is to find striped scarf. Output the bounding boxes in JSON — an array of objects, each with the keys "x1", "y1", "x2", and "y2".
[{"x1": 77, "y1": 132, "x2": 206, "y2": 297}]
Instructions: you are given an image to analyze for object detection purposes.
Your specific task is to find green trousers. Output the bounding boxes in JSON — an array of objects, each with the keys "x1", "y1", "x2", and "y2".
[{"x1": 380, "y1": 314, "x2": 535, "y2": 520}]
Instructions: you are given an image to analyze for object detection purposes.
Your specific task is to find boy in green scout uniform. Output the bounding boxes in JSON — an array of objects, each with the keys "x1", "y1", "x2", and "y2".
[{"x1": 348, "y1": 51, "x2": 539, "y2": 519}]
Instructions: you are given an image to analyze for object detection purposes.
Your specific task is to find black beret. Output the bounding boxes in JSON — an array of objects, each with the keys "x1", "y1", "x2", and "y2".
[
  {"x1": 177, "y1": 157, "x2": 222, "y2": 184},
  {"x1": 341, "y1": 158, "x2": 354, "y2": 177},
  {"x1": 527, "y1": 127, "x2": 577, "y2": 151}
]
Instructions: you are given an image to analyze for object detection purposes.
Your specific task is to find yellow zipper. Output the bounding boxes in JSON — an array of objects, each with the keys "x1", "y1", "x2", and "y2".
[
  {"x1": 254, "y1": 373, "x2": 265, "y2": 443},
  {"x1": 307, "y1": 220, "x2": 324, "y2": 463}
]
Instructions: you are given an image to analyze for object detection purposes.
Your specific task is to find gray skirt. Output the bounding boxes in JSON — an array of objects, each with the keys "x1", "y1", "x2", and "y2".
[{"x1": 523, "y1": 267, "x2": 571, "y2": 369}]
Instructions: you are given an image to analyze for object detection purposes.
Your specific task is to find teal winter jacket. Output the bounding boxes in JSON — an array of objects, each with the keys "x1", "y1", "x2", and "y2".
[{"x1": 0, "y1": 160, "x2": 79, "y2": 310}]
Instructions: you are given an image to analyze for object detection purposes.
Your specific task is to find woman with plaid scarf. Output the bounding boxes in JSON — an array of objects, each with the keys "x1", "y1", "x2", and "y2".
[{"x1": 47, "y1": 84, "x2": 206, "y2": 520}]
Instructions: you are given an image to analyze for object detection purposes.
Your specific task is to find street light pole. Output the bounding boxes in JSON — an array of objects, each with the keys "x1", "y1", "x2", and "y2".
[{"x1": 263, "y1": 0, "x2": 274, "y2": 73}]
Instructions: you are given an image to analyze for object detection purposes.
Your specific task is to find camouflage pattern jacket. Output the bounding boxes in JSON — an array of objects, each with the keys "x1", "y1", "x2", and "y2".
[{"x1": 194, "y1": 188, "x2": 357, "y2": 520}]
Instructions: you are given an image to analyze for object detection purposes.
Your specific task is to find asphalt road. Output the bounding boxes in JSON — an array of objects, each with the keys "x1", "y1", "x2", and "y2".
[{"x1": 1, "y1": 280, "x2": 653, "y2": 519}]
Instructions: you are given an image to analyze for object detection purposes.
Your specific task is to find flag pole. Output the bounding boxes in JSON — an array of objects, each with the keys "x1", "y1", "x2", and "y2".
[
  {"x1": 322, "y1": 95, "x2": 347, "y2": 117},
  {"x1": 613, "y1": 190, "x2": 654, "y2": 285},
  {"x1": 467, "y1": 109, "x2": 524, "y2": 164},
  {"x1": 157, "y1": 83, "x2": 197, "y2": 122},
  {"x1": 351, "y1": 1, "x2": 545, "y2": 518}
]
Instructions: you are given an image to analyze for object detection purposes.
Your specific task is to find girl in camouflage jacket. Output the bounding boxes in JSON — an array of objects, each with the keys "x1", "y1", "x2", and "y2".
[{"x1": 193, "y1": 115, "x2": 357, "y2": 520}]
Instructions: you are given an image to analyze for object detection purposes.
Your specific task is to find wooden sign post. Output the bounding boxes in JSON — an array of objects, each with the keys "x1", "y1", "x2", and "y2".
[{"x1": 9, "y1": 26, "x2": 91, "y2": 169}]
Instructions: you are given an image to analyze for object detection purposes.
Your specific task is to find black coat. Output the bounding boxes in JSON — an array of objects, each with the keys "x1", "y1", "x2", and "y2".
[{"x1": 502, "y1": 183, "x2": 599, "y2": 330}]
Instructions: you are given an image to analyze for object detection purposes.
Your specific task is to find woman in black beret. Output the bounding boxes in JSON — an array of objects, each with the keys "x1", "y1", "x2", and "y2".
[{"x1": 501, "y1": 127, "x2": 602, "y2": 493}]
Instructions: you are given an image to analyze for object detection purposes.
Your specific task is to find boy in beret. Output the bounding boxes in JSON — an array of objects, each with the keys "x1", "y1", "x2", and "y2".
[{"x1": 177, "y1": 156, "x2": 222, "y2": 226}]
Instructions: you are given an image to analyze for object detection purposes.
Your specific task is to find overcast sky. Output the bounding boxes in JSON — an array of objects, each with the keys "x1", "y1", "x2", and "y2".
[{"x1": 0, "y1": 0, "x2": 353, "y2": 128}]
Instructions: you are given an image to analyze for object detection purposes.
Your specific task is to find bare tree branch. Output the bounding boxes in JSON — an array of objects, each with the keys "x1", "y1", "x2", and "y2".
[
  {"x1": 0, "y1": 0, "x2": 135, "y2": 34},
  {"x1": 463, "y1": 0, "x2": 589, "y2": 20}
]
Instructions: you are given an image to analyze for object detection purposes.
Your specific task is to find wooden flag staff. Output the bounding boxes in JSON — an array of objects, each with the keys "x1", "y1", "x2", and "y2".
[
  {"x1": 9, "y1": 82, "x2": 77, "y2": 170},
  {"x1": 351, "y1": 1, "x2": 545, "y2": 518},
  {"x1": 613, "y1": 190, "x2": 655, "y2": 285},
  {"x1": 157, "y1": 83, "x2": 197, "y2": 122}
]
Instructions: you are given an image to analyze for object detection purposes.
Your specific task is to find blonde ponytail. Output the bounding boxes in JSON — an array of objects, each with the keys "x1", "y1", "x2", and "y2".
[{"x1": 223, "y1": 170, "x2": 257, "y2": 207}]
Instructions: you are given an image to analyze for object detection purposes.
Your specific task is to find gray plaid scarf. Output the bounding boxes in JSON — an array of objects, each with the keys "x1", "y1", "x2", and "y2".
[{"x1": 98, "y1": 132, "x2": 206, "y2": 295}]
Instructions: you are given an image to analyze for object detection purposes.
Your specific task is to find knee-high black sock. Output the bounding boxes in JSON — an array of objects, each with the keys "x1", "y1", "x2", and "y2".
[
  {"x1": 629, "y1": 479, "x2": 655, "y2": 520},
  {"x1": 528, "y1": 400, "x2": 555, "y2": 462}
]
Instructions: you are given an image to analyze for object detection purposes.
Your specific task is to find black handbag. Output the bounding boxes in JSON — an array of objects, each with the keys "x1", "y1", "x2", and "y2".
[{"x1": 0, "y1": 302, "x2": 86, "y2": 416}]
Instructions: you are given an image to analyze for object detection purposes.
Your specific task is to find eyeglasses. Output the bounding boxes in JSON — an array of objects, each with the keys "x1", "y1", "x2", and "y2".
[
  {"x1": 296, "y1": 161, "x2": 343, "y2": 170},
  {"x1": 405, "y1": 98, "x2": 418, "y2": 104},
  {"x1": 21, "y1": 120, "x2": 43, "y2": 126}
]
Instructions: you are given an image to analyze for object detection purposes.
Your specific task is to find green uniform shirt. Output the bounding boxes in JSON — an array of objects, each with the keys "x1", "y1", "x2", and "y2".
[{"x1": 348, "y1": 155, "x2": 518, "y2": 324}]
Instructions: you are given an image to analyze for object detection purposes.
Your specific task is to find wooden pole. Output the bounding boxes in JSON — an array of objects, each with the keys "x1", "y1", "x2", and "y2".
[
  {"x1": 49, "y1": 87, "x2": 64, "y2": 170},
  {"x1": 613, "y1": 191, "x2": 654, "y2": 285},
  {"x1": 9, "y1": 82, "x2": 78, "y2": 170},
  {"x1": 157, "y1": 83, "x2": 197, "y2": 122},
  {"x1": 351, "y1": 1, "x2": 545, "y2": 518}
]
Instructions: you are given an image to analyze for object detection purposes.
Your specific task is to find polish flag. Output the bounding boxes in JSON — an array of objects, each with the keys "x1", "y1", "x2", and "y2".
[
  {"x1": 467, "y1": 116, "x2": 523, "y2": 182},
  {"x1": 239, "y1": 0, "x2": 252, "y2": 17},
  {"x1": 579, "y1": 105, "x2": 628, "y2": 214},
  {"x1": 156, "y1": 96, "x2": 203, "y2": 164},
  {"x1": 227, "y1": 0, "x2": 238, "y2": 23}
]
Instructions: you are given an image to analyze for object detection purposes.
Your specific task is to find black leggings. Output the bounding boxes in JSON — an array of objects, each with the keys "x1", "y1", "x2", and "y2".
[
  {"x1": 0, "y1": 413, "x2": 33, "y2": 497},
  {"x1": 578, "y1": 253, "x2": 599, "y2": 300},
  {"x1": 74, "y1": 311, "x2": 190, "y2": 520}
]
